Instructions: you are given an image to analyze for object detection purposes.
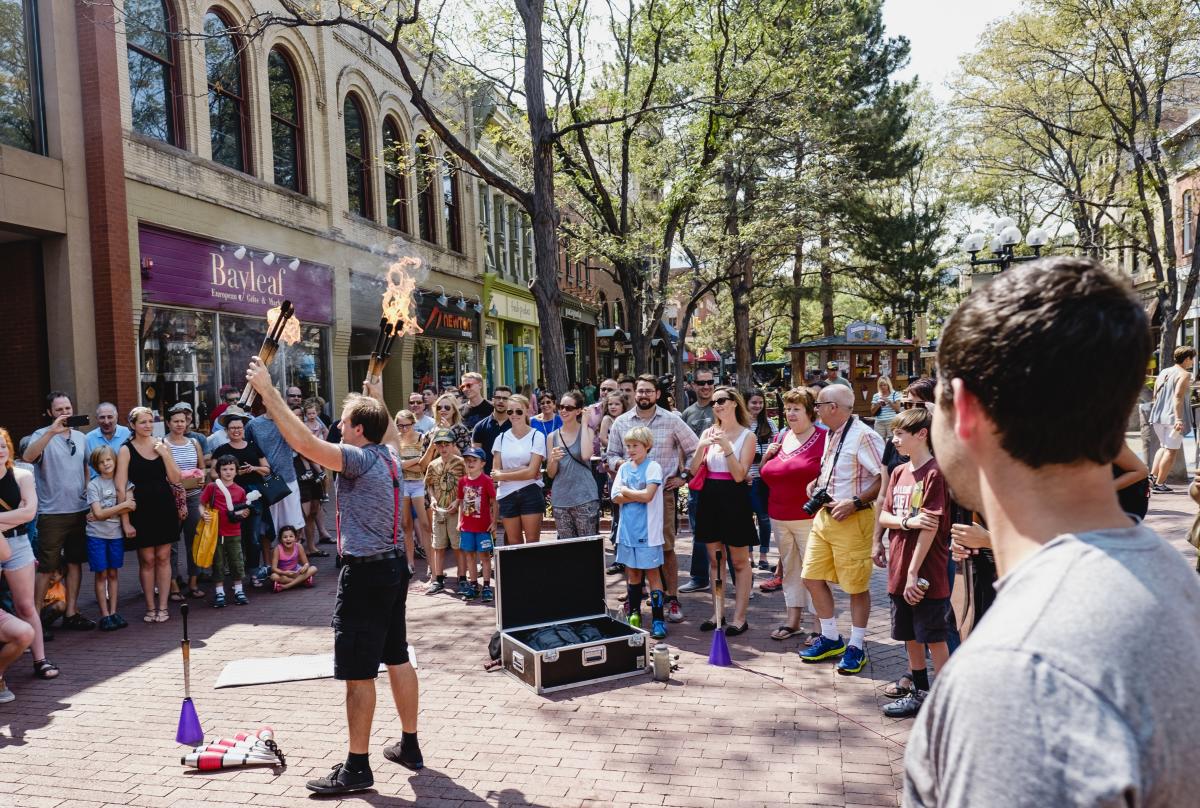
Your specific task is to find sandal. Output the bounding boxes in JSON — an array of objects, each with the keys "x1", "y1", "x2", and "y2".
[
  {"x1": 883, "y1": 675, "x2": 914, "y2": 699},
  {"x1": 725, "y1": 621, "x2": 749, "y2": 636},
  {"x1": 143, "y1": 611, "x2": 158, "y2": 623},
  {"x1": 32, "y1": 659, "x2": 59, "y2": 680},
  {"x1": 169, "y1": 591, "x2": 185, "y2": 603},
  {"x1": 770, "y1": 626, "x2": 800, "y2": 641},
  {"x1": 155, "y1": 610, "x2": 170, "y2": 623},
  {"x1": 186, "y1": 588, "x2": 206, "y2": 599},
  {"x1": 309, "y1": 549, "x2": 330, "y2": 558}
]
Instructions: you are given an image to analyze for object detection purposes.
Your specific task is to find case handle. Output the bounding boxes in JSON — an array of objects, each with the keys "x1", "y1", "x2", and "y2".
[{"x1": 582, "y1": 645, "x2": 607, "y2": 666}]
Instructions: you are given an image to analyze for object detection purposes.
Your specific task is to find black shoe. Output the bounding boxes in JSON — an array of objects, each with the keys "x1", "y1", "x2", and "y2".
[
  {"x1": 62, "y1": 613, "x2": 96, "y2": 631},
  {"x1": 383, "y1": 736, "x2": 424, "y2": 771},
  {"x1": 306, "y1": 763, "x2": 374, "y2": 795},
  {"x1": 605, "y1": 562, "x2": 626, "y2": 575}
]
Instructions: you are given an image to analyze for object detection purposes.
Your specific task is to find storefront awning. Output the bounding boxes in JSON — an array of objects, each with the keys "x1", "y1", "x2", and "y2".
[
  {"x1": 598, "y1": 328, "x2": 628, "y2": 342},
  {"x1": 696, "y1": 348, "x2": 721, "y2": 363}
]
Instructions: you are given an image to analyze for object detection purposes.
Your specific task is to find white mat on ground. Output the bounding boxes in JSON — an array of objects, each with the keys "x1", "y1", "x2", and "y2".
[{"x1": 214, "y1": 648, "x2": 417, "y2": 689}]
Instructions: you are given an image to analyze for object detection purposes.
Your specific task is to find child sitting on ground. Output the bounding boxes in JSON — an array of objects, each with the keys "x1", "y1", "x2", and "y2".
[
  {"x1": 612, "y1": 426, "x2": 667, "y2": 639},
  {"x1": 457, "y1": 448, "x2": 497, "y2": 603},
  {"x1": 270, "y1": 525, "x2": 315, "y2": 591},
  {"x1": 876, "y1": 406, "x2": 953, "y2": 719},
  {"x1": 86, "y1": 446, "x2": 135, "y2": 631},
  {"x1": 201, "y1": 455, "x2": 254, "y2": 607}
]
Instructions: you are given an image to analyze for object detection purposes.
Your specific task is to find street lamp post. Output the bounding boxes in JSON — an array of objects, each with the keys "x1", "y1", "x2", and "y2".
[{"x1": 962, "y1": 217, "x2": 1050, "y2": 272}]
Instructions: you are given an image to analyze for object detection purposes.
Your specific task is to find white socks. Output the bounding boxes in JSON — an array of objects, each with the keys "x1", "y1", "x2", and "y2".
[
  {"x1": 820, "y1": 617, "x2": 839, "y2": 641},
  {"x1": 849, "y1": 626, "x2": 866, "y2": 649},
  {"x1": 232, "y1": 582, "x2": 244, "y2": 593}
]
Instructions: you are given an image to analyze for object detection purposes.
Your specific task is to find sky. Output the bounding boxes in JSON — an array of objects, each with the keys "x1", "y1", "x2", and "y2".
[{"x1": 882, "y1": 0, "x2": 1026, "y2": 99}]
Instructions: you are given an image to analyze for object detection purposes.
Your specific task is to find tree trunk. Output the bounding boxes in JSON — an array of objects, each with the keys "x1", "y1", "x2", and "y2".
[
  {"x1": 517, "y1": 0, "x2": 569, "y2": 397},
  {"x1": 820, "y1": 229, "x2": 834, "y2": 337},
  {"x1": 725, "y1": 158, "x2": 754, "y2": 387}
]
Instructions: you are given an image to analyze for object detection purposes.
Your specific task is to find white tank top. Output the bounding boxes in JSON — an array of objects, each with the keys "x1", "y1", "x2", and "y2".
[{"x1": 705, "y1": 427, "x2": 751, "y2": 474}]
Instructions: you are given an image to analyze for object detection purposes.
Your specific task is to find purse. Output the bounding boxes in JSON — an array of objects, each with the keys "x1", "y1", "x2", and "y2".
[
  {"x1": 170, "y1": 483, "x2": 188, "y2": 521},
  {"x1": 259, "y1": 472, "x2": 292, "y2": 506},
  {"x1": 192, "y1": 507, "x2": 219, "y2": 568},
  {"x1": 687, "y1": 460, "x2": 708, "y2": 491}
]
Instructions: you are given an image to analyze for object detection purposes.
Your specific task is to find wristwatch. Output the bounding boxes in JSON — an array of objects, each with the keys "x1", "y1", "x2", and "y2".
[
  {"x1": 678, "y1": 470, "x2": 691, "y2": 482},
  {"x1": 852, "y1": 496, "x2": 869, "y2": 511}
]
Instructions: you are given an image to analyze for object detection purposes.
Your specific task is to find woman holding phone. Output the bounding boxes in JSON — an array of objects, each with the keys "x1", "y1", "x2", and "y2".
[{"x1": 547, "y1": 390, "x2": 599, "y2": 539}]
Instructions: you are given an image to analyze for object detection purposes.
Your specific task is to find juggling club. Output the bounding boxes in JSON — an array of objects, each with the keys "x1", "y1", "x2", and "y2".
[
  {"x1": 182, "y1": 751, "x2": 280, "y2": 770},
  {"x1": 190, "y1": 742, "x2": 274, "y2": 756}
]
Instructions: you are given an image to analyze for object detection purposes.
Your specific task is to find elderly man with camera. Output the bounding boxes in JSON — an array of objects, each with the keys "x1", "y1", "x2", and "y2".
[{"x1": 797, "y1": 384, "x2": 884, "y2": 675}]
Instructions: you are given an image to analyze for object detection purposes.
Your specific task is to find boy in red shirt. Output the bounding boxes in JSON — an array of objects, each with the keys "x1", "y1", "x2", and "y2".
[
  {"x1": 201, "y1": 455, "x2": 255, "y2": 607},
  {"x1": 875, "y1": 407, "x2": 953, "y2": 718},
  {"x1": 457, "y1": 448, "x2": 498, "y2": 603}
]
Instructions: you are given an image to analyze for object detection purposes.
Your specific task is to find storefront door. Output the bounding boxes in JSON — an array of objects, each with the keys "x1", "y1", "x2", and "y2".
[{"x1": 505, "y1": 345, "x2": 533, "y2": 392}]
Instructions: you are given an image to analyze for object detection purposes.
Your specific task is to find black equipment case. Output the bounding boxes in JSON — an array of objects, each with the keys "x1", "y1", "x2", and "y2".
[{"x1": 495, "y1": 535, "x2": 649, "y2": 694}]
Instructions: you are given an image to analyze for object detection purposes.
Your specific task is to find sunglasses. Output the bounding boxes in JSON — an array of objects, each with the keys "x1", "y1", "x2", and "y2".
[
  {"x1": 65, "y1": 437, "x2": 76, "y2": 456},
  {"x1": 900, "y1": 401, "x2": 916, "y2": 409},
  {"x1": 695, "y1": 380, "x2": 715, "y2": 386},
  {"x1": 396, "y1": 423, "x2": 413, "y2": 430},
  {"x1": 600, "y1": 387, "x2": 617, "y2": 394},
  {"x1": 506, "y1": 409, "x2": 525, "y2": 416},
  {"x1": 437, "y1": 405, "x2": 454, "y2": 411},
  {"x1": 560, "y1": 404, "x2": 580, "y2": 412},
  {"x1": 712, "y1": 397, "x2": 732, "y2": 406}
]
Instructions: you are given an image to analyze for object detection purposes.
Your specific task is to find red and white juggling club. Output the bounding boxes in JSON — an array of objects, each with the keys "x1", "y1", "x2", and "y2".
[{"x1": 181, "y1": 751, "x2": 280, "y2": 770}]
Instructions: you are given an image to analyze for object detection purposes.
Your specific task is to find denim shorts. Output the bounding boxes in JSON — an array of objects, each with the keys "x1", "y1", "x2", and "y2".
[
  {"x1": 0, "y1": 533, "x2": 35, "y2": 572},
  {"x1": 87, "y1": 535, "x2": 125, "y2": 572},
  {"x1": 498, "y1": 484, "x2": 545, "y2": 518},
  {"x1": 460, "y1": 530, "x2": 494, "y2": 553}
]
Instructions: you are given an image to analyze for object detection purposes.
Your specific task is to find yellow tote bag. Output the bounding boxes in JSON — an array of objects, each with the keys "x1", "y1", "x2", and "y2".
[{"x1": 193, "y1": 507, "x2": 219, "y2": 568}]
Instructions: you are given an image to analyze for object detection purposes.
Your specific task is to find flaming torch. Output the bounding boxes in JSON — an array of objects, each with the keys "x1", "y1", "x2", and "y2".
[
  {"x1": 366, "y1": 257, "x2": 424, "y2": 382},
  {"x1": 238, "y1": 301, "x2": 301, "y2": 408}
]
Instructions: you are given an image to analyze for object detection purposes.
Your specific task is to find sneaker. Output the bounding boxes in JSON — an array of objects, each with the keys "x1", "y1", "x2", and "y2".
[
  {"x1": 481, "y1": 585, "x2": 494, "y2": 603},
  {"x1": 1153, "y1": 483, "x2": 1174, "y2": 493},
  {"x1": 414, "y1": 544, "x2": 427, "y2": 561},
  {"x1": 606, "y1": 561, "x2": 626, "y2": 575},
  {"x1": 213, "y1": 592, "x2": 227, "y2": 608},
  {"x1": 757, "y1": 559, "x2": 771, "y2": 571},
  {"x1": 679, "y1": 580, "x2": 710, "y2": 593},
  {"x1": 650, "y1": 619, "x2": 667, "y2": 639},
  {"x1": 382, "y1": 735, "x2": 424, "y2": 771},
  {"x1": 666, "y1": 599, "x2": 684, "y2": 623},
  {"x1": 112, "y1": 613, "x2": 128, "y2": 629},
  {"x1": 62, "y1": 613, "x2": 96, "y2": 631},
  {"x1": 759, "y1": 575, "x2": 783, "y2": 592},
  {"x1": 466, "y1": 583, "x2": 481, "y2": 600},
  {"x1": 456, "y1": 579, "x2": 470, "y2": 597},
  {"x1": 882, "y1": 689, "x2": 927, "y2": 718},
  {"x1": 305, "y1": 763, "x2": 374, "y2": 795},
  {"x1": 98, "y1": 615, "x2": 119, "y2": 632},
  {"x1": 798, "y1": 634, "x2": 846, "y2": 663},
  {"x1": 426, "y1": 579, "x2": 445, "y2": 595},
  {"x1": 0, "y1": 681, "x2": 13, "y2": 704},
  {"x1": 233, "y1": 590, "x2": 249, "y2": 606},
  {"x1": 836, "y1": 644, "x2": 868, "y2": 675}
]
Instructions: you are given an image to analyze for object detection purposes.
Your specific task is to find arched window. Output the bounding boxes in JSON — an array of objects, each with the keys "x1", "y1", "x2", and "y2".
[
  {"x1": 204, "y1": 10, "x2": 249, "y2": 172},
  {"x1": 268, "y1": 48, "x2": 303, "y2": 193},
  {"x1": 124, "y1": 0, "x2": 177, "y2": 147},
  {"x1": 599, "y1": 293, "x2": 610, "y2": 328},
  {"x1": 1184, "y1": 191, "x2": 1194, "y2": 254},
  {"x1": 442, "y1": 157, "x2": 462, "y2": 252},
  {"x1": 343, "y1": 93, "x2": 371, "y2": 218},
  {"x1": 416, "y1": 136, "x2": 438, "y2": 243},
  {"x1": 382, "y1": 117, "x2": 409, "y2": 232}
]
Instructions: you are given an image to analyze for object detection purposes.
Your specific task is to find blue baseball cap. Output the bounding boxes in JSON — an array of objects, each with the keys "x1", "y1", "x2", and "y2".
[{"x1": 462, "y1": 447, "x2": 487, "y2": 462}]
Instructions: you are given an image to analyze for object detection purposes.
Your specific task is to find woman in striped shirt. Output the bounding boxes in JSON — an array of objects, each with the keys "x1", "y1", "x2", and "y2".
[{"x1": 165, "y1": 408, "x2": 207, "y2": 600}]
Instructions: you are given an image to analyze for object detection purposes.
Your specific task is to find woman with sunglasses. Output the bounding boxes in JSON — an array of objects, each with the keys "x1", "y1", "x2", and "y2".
[
  {"x1": 687, "y1": 387, "x2": 758, "y2": 635},
  {"x1": 531, "y1": 393, "x2": 563, "y2": 438},
  {"x1": 422, "y1": 393, "x2": 472, "y2": 456},
  {"x1": 546, "y1": 390, "x2": 599, "y2": 538},
  {"x1": 491, "y1": 394, "x2": 547, "y2": 544},
  {"x1": 116, "y1": 407, "x2": 182, "y2": 623},
  {"x1": 395, "y1": 410, "x2": 432, "y2": 572}
]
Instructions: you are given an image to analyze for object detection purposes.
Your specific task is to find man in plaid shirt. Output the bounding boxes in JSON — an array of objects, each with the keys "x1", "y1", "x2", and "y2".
[{"x1": 606, "y1": 374, "x2": 699, "y2": 623}]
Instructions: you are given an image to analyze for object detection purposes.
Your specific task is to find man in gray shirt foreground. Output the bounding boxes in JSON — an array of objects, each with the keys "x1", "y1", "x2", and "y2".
[
  {"x1": 904, "y1": 257, "x2": 1200, "y2": 806},
  {"x1": 246, "y1": 357, "x2": 422, "y2": 796}
]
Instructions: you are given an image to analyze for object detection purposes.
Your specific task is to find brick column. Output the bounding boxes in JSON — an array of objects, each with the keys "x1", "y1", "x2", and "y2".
[{"x1": 75, "y1": 1, "x2": 137, "y2": 410}]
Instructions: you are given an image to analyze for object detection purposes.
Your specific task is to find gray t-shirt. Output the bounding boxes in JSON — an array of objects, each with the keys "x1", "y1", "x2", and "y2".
[
  {"x1": 680, "y1": 402, "x2": 713, "y2": 437},
  {"x1": 85, "y1": 476, "x2": 125, "y2": 540},
  {"x1": 29, "y1": 427, "x2": 88, "y2": 514},
  {"x1": 547, "y1": 428, "x2": 598, "y2": 509},
  {"x1": 247, "y1": 415, "x2": 296, "y2": 483},
  {"x1": 336, "y1": 443, "x2": 405, "y2": 557},
  {"x1": 904, "y1": 525, "x2": 1200, "y2": 808}
]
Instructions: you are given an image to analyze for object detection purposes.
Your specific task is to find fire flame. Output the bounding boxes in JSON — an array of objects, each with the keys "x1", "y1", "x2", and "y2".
[
  {"x1": 382, "y1": 256, "x2": 424, "y2": 338},
  {"x1": 267, "y1": 305, "x2": 302, "y2": 345}
]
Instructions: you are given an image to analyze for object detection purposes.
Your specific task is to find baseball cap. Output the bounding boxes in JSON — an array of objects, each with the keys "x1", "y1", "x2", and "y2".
[
  {"x1": 462, "y1": 447, "x2": 487, "y2": 462},
  {"x1": 825, "y1": 361, "x2": 839, "y2": 370},
  {"x1": 432, "y1": 428, "x2": 454, "y2": 444}
]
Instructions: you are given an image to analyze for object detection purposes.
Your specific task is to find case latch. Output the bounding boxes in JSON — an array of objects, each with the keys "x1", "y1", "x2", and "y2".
[
  {"x1": 627, "y1": 633, "x2": 645, "y2": 648},
  {"x1": 543, "y1": 648, "x2": 559, "y2": 663}
]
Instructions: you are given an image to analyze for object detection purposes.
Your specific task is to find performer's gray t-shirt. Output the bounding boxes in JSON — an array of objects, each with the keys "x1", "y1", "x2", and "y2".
[
  {"x1": 336, "y1": 443, "x2": 404, "y2": 558},
  {"x1": 904, "y1": 524, "x2": 1200, "y2": 807}
]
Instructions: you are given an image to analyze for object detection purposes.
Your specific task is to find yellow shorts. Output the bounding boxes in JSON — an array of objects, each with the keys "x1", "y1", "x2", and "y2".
[{"x1": 800, "y1": 507, "x2": 875, "y2": 595}]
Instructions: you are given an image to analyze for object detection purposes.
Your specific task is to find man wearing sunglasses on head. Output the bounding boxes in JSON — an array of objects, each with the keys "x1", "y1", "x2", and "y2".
[
  {"x1": 459, "y1": 373, "x2": 493, "y2": 431},
  {"x1": 24, "y1": 390, "x2": 94, "y2": 632}
]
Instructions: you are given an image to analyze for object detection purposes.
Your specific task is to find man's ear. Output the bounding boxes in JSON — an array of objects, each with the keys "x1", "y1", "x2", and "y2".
[{"x1": 949, "y1": 378, "x2": 984, "y2": 443}]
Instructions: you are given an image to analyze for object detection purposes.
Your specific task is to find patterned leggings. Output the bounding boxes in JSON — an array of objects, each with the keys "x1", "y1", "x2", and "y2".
[{"x1": 554, "y1": 500, "x2": 601, "y2": 539}]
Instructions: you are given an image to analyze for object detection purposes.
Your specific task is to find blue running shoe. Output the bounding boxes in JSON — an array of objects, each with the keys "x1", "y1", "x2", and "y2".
[
  {"x1": 798, "y1": 634, "x2": 846, "y2": 663},
  {"x1": 836, "y1": 644, "x2": 868, "y2": 675},
  {"x1": 650, "y1": 619, "x2": 667, "y2": 639}
]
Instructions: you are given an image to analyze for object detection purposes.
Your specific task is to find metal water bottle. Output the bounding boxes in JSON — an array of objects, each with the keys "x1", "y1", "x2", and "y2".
[
  {"x1": 916, "y1": 578, "x2": 930, "y2": 592},
  {"x1": 653, "y1": 643, "x2": 670, "y2": 681}
]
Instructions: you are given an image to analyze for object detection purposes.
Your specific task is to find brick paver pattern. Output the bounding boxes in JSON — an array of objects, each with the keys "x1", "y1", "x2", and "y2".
[{"x1": 1, "y1": 493, "x2": 1195, "y2": 807}]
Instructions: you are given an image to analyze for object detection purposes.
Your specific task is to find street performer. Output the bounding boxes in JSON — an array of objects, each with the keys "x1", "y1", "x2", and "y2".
[{"x1": 245, "y1": 356, "x2": 422, "y2": 796}]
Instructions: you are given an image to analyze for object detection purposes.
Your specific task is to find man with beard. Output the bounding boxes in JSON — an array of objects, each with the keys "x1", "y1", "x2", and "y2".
[{"x1": 904, "y1": 257, "x2": 1200, "y2": 806}]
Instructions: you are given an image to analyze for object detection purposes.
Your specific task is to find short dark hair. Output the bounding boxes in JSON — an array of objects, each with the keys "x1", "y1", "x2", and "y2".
[
  {"x1": 45, "y1": 390, "x2": 72, "y2": 412},
  {"x1": 906, "y1": 377, "x2": 935, "y2": 404},
  {"x1": 492, "y1": 385, "x2": 512, "y2": 396},
  {"x1": 635, "y1": 373, "x2": 659, "y2": 389},
  {"x1": 1174, "y1": 346, "x2": 1196, "y2": 365},
  {"x1": 341, "y1": 394, "x2": 390, "y2": 444},
  {"x1": 937, "y1": 257, "x2": 1150, "y2": 468},
  {"x1": 892, "y1": 407, "x2": 932, "y2": 447},
  {"x1": 214, "y1": 454, "x2": 238, "y2": 472}
]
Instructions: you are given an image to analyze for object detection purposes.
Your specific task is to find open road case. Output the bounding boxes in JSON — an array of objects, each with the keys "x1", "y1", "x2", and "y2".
[{"x1": 495, "y1": 535, "x2": 650, "y2": 694}]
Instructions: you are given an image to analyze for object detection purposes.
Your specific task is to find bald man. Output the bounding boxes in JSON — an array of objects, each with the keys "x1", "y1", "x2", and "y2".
[{"x1": 798, "y1": 384, "x2": 884, "y2": 676}]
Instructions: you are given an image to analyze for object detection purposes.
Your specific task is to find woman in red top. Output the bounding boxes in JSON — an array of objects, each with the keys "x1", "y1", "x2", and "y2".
[{"x1": 759, "y1": 388, "x2": 826, "y2": 642}]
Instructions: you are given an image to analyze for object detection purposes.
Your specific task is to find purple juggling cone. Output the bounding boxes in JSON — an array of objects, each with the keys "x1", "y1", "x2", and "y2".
[
  {"x1": 708, "y1": 627, "x2": 732, "y2": 666},
  {"x1": 708, "y1": 550, "x2": 731, "y2": 666},
  {"x1": 176, "y1": 604, "x2": 204, "y2": 745}
]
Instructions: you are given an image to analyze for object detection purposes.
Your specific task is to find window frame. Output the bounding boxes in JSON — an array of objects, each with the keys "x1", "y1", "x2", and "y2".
[
  {"x1": 416, "y1": 136, "x2": 439, "y2": 244},
  {"x1": 204, "y1": 8, "x2": 251, "y2": 173},
  {"x1": 343, "y1": 92, "x2": 372, "y2": 220},
  {"x1": 124, "y1": 0, "x2": 179, "y2": 149},
  {"x1": 267, "y1": 47, "x2": 304, "y2": 194},
  {"x1": 382, "y1": 116, "x2": 409, "y2": 233},
  {"x1": 442, "y1": 156, "x2": 462, "y2": 253},
  {"x1": 1184, "y1": 190, "x2": 1194, "y2": 255}
]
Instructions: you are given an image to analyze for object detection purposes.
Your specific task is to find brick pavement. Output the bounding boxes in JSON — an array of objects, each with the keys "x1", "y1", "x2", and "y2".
[{"x1": 2, "y1": 493, "x2": 1196, "y2": 808}]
